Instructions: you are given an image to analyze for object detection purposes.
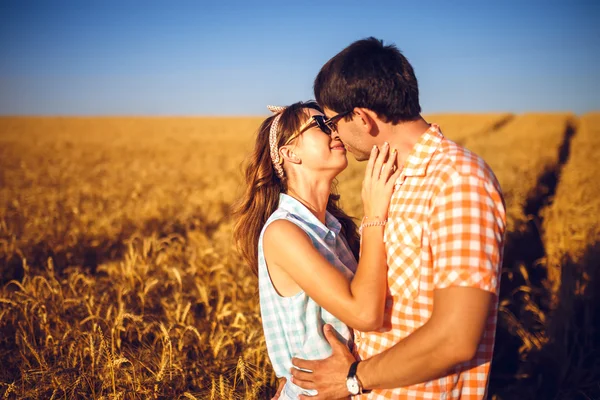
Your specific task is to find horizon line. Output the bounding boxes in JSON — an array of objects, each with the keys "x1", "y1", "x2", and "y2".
[{"x1": 0, "y1": 110, "x2": 595, "y2": 118}]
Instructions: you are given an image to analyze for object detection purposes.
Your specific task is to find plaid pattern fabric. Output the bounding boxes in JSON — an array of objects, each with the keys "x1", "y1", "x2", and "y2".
[
  {"x1": 355, "y1": 125, "x2": 506, "y2": 399},
  {"x1": 258, "y1": 193, "x2": 358, "y2": 399}
]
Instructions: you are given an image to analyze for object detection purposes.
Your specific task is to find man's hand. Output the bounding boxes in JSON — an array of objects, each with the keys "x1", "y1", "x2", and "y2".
[{"x1": 290, "y1": 324, "x2": 356, "y2": 400}]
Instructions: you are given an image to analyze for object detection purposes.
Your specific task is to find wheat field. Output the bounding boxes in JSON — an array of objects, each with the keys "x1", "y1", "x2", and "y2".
[{"x1": 0, "y1": 114, "x2": 599, "y2": 399}]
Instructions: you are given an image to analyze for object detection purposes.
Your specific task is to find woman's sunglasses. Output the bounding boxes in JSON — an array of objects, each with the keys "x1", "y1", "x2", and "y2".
[
  {"x1": 300, "y1": 111, "x2": 353, "y2": 136},
  {"x1": 284, "y1": 111, "x2": 352, "y2": 145}
]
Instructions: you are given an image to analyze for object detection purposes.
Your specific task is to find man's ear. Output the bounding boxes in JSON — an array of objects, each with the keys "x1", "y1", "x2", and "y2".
[
  {"x1": 279, "y1": 146, "x2": 301, "y2": 164},
  {"x1": 353, "y1": 107, "x2": 380, "y2": 137}
]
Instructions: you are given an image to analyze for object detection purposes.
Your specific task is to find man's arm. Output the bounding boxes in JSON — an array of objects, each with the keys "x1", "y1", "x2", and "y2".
[
  {"x1": 290, "y1": 287, "x2": 493, "y2": 398},
  {"x1": 356, "y1": 286, "x2": 493, "y2": 389}
]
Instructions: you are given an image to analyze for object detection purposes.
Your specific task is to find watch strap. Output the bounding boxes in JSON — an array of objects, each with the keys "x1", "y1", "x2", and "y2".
[
  {"x1": 347, "y1": 361, "x2": 371, "y2": 394},
  {"x1": 347, "y1": 361, "x2": 360, "y2": 379}
]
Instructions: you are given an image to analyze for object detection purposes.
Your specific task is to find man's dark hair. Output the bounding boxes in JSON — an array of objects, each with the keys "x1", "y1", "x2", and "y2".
[{"x1": 314, "y1": 37, "x2": 421, "y2": 124}]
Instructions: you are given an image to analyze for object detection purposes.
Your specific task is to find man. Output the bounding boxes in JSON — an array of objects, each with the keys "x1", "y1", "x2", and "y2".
[{"x1": 286, "y1": 37, "x2": 506, "y2": 399}]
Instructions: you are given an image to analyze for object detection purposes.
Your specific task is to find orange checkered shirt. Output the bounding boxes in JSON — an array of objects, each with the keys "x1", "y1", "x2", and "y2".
[{"x1": 355, "y1": 124, "x2": 506, "y2": 399}]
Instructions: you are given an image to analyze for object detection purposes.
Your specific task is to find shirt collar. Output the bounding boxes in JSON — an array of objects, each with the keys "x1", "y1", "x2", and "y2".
[
  {"x1": 400, "y1": 123, "x2": 444, "y2": 178},
  {"x1": 278, "y1": 193, "x2": 342, "y2": 240}
]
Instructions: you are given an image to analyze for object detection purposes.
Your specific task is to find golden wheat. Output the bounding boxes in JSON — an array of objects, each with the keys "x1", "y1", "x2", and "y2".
[
  {"x1": 0, "y1": 114, "x2": 599, "y2": 399},
  {"x1": 463, "y1": 113, "x2": 574, "y2": 232},
  {"x1": 542, "y1": 112, "x2": 600, "y2": 292},
  {"x1": 424, "y1": 113, "x2": 513, "y2": 144}
]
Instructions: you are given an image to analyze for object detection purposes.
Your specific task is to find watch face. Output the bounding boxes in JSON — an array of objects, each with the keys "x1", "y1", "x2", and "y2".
[{"x1": 346, "y1": 377, "x2": 360, "y2": 395}]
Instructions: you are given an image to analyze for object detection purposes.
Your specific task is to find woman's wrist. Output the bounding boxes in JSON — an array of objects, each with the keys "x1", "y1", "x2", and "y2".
[
  {"x1": 362, "y1": 214, "x2": 387, "y2": 223},
  {"x1": 359, "y1": 216, "x2": 387, "y2": 235}
]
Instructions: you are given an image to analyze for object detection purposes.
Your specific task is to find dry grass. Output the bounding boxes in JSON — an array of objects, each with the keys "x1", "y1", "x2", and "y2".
[
  {"x1": 463, "y1": 112, "x2": 575, "y2": 232},
  {"x1": 538, "y1": 112, "x2": 600, "y2": 399},
  {"x1": 0, "y1": 117, "x2": 261, "y2": 255},
  {"x1": 0, "y1": 117, "x2": 275, "y2": 399},
  {"x1": 424, "y1": 113, "x2": 513, "y2": 144},
  {"x1": 542, "y1": 112, "x2": 600, "y2": 292},
  {"x1": 0, "y1": 114, "x2": 599, "y2": 399}
]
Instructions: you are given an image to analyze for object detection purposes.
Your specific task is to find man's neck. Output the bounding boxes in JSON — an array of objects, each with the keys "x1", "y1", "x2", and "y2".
[{"x1": 381, "y1": 117, "x2": 431, "y2": 167}]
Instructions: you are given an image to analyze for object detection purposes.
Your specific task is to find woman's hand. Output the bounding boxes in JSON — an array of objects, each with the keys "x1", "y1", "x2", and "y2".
[{"x1": 361, "y1": 142, "x2": 400, "y2": 219}]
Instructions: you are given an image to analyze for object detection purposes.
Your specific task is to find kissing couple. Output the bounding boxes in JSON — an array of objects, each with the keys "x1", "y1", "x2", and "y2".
[{"x1": 233, "y1": 37, "x2": 506, "y2": 400}]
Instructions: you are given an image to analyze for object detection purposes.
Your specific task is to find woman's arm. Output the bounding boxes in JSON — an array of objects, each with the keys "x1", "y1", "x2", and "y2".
[
  {"x1": 263, "y1": 144, "x2": 399, "y2": 331},
  {"x1": 264, "y1": 219, "x2": 386, "y2": 331}
]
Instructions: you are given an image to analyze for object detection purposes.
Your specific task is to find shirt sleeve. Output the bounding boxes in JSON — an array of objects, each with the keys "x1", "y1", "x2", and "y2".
[{"x1": 429, "y1": 173, "x2": 506, "y2": 294}]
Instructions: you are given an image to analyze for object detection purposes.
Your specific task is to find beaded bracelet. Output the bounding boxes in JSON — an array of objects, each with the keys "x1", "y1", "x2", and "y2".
[{"x1": 359, "y1": 216, "x2": 387, "y2": 235}]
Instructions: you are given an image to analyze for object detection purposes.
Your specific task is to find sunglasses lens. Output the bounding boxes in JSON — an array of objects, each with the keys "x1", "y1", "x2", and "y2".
[{"x1": 314, "y1": 116, "x2": 332, "y2": 135}]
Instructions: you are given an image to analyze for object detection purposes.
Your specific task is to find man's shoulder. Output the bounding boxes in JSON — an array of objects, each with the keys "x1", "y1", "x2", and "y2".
[{"x1": 430, "y1": 137, "x2": 500, "y2": 189}]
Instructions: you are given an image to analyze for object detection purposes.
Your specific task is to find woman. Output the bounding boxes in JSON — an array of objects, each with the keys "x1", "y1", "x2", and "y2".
[{"x1": 233, "y1": 101, "x2": 399, "y2": 399}]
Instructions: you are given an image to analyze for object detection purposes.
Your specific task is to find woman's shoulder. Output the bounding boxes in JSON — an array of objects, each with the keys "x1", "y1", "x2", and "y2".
[
  {"x1": 264, "y1": 208, "x2": 307, "y2": 232},
  {"x1": 263, "y1": 217, "x2": 308, "y2": 242},
  {"x1": 262, "y1": 218, "x2": 316, "y2": 259},
  {"x1": 266, "y1": 207, "x2": 292, "y2": 223}
]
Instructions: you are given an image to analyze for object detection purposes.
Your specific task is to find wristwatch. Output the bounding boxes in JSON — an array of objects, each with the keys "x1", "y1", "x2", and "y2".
[{"x1": 346, "y1": 361, "x2": 364, "y2": 395}]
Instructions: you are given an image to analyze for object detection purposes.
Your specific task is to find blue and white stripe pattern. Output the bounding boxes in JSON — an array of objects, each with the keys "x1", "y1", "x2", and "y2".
[{"x1": 258, "y1": 193, "x2": 358, "y2": 399}]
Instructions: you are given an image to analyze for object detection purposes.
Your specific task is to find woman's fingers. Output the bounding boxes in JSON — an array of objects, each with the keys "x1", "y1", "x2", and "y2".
[
  {"x1": 362, "y1": 143, "x2": 399, "y2": 218},
  {"x1": 372, "y1": 142, "x2": 389, "y2": 180},
  {"x1": 387, "y1": 162, "x2": 402, "y2": 189},
  {"x1": 381, "y1": 148, "x2": 397, "y2": 181},
  {"x1": 364, "y1": 145, "x2": 379, "y2": 184}
]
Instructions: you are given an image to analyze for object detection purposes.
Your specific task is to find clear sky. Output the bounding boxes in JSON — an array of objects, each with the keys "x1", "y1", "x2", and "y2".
[{"x1": 0, "y1": 0, "x2": 598, "y2": 116}]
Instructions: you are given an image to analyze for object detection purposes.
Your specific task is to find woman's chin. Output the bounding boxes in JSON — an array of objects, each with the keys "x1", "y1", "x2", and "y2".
[{"x1": 335, "y1": 160, "x2": 349, "y2": 174}]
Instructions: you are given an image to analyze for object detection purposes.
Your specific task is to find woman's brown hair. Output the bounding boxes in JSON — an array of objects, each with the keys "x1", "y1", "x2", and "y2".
[{"x1": 232, "y1": 101, "x2": 360, "y2": 276}]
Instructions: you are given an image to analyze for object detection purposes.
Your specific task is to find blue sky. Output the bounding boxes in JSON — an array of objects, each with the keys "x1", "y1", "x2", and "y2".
[{"x1": 0, "y1": 0, "x2": 598, "y2": 115}]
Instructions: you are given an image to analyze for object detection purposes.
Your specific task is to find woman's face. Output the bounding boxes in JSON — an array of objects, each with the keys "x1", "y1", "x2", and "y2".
[{"x1": 287, "y1": 108, "x2": 348, "y2": 177}]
